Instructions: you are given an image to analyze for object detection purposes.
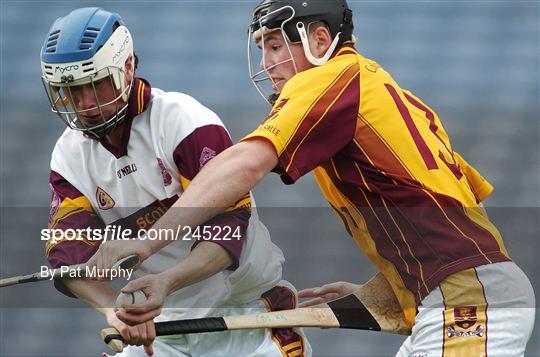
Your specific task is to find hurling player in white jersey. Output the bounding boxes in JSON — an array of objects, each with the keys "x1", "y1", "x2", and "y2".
[{"x1": 41, "y1": 7, "x2": 311, "y2": 357}]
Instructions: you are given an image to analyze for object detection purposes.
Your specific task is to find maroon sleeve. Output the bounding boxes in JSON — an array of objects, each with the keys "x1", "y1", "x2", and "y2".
[
  {"x1": 173, "y1": 124, "x2": 233, "y2": 180},
  {"x1": 275, "y1": 70, "x2": 359, "y2": 184},
  {"x1": 46, "y1": 171, "x2": 105, "y2": 297},
  {"x1": 190, "y1": 207, "x2": 250, "y2": 270},
  {"x1": 173, "y1": 124, "x2": 251, "y2": 270}
]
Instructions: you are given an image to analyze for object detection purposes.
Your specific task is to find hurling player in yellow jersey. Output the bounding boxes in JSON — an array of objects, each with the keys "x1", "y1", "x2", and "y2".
[{"x1": 88, "y1": 1, "x2": 535, "y2": 355}]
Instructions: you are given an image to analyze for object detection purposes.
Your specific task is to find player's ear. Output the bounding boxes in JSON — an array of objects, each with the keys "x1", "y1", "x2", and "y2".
[
  {"x1": 124, "y1": 54, "x2": 134, "y2": 83},
  {"x1": 310, "y1": 25, "x2": 332, "y2": 57}
]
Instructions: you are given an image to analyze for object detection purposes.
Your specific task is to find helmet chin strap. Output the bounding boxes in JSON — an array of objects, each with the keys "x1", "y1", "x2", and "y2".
[
  {"x1": 296, "y1": 22, "x2": 341, "y2": 66},
  {"x1": 268, "y1": 92, "x2": 280, "y2": 105}
]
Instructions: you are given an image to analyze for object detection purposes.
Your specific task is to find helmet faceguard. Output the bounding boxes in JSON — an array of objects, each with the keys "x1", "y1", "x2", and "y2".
[
  {"x1": 248, "y1": 0, "x2": 354, "y2": 104},
  {"x1": 41, "y1": 8, "x2": 134, "y2": 139},
  {"x1": 248, "y1": 5, "x2": 298, "y2": 105}
]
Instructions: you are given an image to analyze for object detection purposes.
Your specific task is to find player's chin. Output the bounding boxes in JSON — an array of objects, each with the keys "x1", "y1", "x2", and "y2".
[
  {"x1": 272, "y1": 80, "x2": 286, "y2": 92},
  {"x1": 80, "y1": 116, "x2": 105, "y2": 127}
]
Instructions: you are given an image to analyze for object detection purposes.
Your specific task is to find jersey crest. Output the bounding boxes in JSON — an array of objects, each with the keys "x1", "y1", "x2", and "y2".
[
  {"x1": 96, "y1": 186, "x2": 115, "y2": 210},
  {"x1": 199, "y1": 147, "x2": 216, "y2": 168}
]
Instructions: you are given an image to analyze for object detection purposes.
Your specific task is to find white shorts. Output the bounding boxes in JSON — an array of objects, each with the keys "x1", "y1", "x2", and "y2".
[
  {"x1": 396, "y1": 262, "x2": 535, "y2": 357},
  {"x1": 105, "y1": 282, "x2": 312, "y2": 357}
]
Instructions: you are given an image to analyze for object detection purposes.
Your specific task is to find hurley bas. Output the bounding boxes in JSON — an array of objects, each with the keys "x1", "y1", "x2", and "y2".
[{"x1": 40, "y1": 265, "x2": 133, "y2": 280}]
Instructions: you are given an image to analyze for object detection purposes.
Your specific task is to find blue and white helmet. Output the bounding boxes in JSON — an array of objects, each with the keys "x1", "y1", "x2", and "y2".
[{"x1": 41, "y1": 7, "x2": 134, "y2": 138}]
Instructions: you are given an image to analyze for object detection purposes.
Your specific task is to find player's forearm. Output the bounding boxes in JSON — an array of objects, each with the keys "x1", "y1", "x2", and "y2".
[
  {"x1": 158, "y1": 241, "x2": 233, "y2": 295},
  {"x1": 63, "y1": 278, "x2": 117, "y2": 317},
  {"x1": 143, "y1": 140, "x2": 276, "y2": 255}
]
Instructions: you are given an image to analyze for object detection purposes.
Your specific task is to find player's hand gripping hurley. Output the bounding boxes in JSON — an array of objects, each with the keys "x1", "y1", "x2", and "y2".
[{"x1": 102, "y1": 273, "x2": 411, "y2": 352}]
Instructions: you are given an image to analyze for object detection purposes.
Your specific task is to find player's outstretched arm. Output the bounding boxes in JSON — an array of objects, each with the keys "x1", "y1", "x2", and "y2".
[
  {"x1": 150, "y1": 138, "x2": 278, "y2": 250},
  {"x1": 87, "y1": 139, "x2": 277, "y2": 274},
  {"x1": 299, "y1": 281, "x2": 361, "y2": 307},
  {"x1": 113, "y1": 241, "x2": 233, "y2": 326}
]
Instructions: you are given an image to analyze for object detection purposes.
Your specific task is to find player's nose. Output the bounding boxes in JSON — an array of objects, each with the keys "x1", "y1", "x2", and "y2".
[
  {"x1": 260, "y1": 54, "x2": 273, "y2": 70},
  {"x1": 76, "y1": 85, "x2": 98, "y2": 110}
]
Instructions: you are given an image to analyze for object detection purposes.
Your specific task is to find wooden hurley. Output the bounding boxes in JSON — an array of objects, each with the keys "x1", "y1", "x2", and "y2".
[{"x1": 102, "y1": 273, "x2": 411, "y2": 352}]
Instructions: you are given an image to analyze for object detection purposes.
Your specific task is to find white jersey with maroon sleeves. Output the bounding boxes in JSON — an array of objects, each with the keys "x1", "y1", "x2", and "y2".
[{"x1": 46, "y1": 78, "x2": 284, "y2": 320}]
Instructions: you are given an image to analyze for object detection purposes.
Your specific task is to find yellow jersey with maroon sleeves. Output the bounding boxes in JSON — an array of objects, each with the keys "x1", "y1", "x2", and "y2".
[{"x1": 241, "y1": 46, "x2": 510, "y2": 325}]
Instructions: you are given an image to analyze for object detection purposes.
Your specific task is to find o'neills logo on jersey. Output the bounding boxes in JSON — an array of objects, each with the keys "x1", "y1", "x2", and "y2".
[
  {"x1": 96, "y1": 187, "x2": 115, "y2": 210},
  {"x1": 117, "y1": 163, "x2": 138, "y2": 179}
]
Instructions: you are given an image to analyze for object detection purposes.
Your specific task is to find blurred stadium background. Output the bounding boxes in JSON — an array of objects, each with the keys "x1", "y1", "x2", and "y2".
[{"x1": 0, "y1": 1, "x2": 538, "y2": 356}]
